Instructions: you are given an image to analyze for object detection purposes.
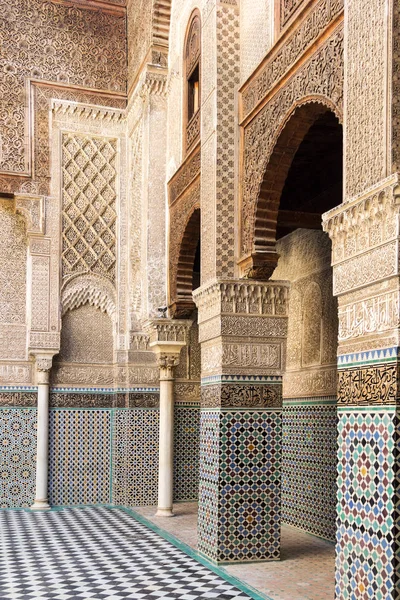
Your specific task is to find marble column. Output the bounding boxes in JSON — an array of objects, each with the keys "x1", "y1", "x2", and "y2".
[
  {"x1": 146, "y1": 319, "x2": 191, "y2": 517},
  {"x1": 31, "y1": 355, "x2": 53, "y2": 511}
]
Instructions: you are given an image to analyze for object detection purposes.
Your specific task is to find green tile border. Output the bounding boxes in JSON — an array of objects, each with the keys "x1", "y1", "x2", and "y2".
[
  {"x1": 337, "y1": 405, "x2": 397, "y2": 413},
  {"x1": 115, "y1": 506, "x2": 273, "y2": 600}
]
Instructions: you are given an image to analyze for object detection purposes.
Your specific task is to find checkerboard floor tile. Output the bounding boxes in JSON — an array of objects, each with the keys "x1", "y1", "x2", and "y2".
[{"x1": 0, "y1": 507, "x2": 251, "y2": 600}]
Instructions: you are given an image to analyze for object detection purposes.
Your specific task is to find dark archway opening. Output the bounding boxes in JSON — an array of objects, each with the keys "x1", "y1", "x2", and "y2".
[
  {"x1": 277, "y1": 110, "x2": 343, "y2": 239},
  {"x1": 268, "y1": 105, "x2": 342, "y2": 561},
  {"x1": 171, "y1": 207, "x2": 200, "y2": 318}
]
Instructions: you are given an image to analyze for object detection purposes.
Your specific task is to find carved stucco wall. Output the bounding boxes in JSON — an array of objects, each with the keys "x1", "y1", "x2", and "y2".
[
  {"x1": 271, "y1": 229, "x2": 338, "y2": 398},
  {"x1": 344, "y1": 0, "x2": 388, "y2": 198},
  {"x1": 240, "y1": 0, "x2": 272, "y2": 82},
  {"x1": 166, "y1": 0, "x2": 201, "y2": 177},
  {"x1": 58, "y1": 305, "x2": 114, "y2": 365},
  {"x1": 127, "y1": 0, "x2": 153, "y2": 90},
  {"x1": 0, "y1": 200, "x2": 27, "y2": 362},
  {"x1": 0, "y1": 0, "x2": 126, "y2": 196}
]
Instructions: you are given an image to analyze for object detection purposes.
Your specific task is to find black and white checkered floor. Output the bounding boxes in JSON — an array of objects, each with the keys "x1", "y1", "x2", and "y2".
[{"x1": 0, "y1": 506, "x2": 252, "y2": 600}]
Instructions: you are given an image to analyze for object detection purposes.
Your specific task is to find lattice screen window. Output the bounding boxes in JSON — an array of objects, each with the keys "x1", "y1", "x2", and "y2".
[{"x1": 62, "y1": 134, "x2": 117, "y2": 283}]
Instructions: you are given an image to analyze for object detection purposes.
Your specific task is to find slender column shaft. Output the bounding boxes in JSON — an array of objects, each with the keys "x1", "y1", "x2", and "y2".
[
  {"x1": 31, "y1": 357, "x2": 52, "y2": 511},
  {"x1": 156, "y1": 367, "x2": 175, "y2": 517}
]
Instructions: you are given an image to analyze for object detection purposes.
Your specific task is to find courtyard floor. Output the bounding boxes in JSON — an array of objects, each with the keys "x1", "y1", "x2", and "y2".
[
  {"x1": 134, "y1": 502, "x2": 335, "y2": 600},
  {"x1": 0, "y1": 503, "x2": 335, "y2": 600},
  {"x1": 0, "y1": 506, "x2": 252, "y2": 600}
]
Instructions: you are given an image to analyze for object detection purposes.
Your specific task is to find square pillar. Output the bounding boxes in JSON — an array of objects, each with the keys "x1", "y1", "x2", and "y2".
[
  {"x1": 323, "y1": 176, "x2": 400, "y2": 599},
  {"x1": 194, "y1": 280, "x2": 288, "y2": 563}
]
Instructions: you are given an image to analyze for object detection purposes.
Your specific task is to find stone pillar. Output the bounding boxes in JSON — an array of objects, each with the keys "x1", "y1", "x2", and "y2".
[
  {"x1": 200, "y1": 0, "x2": 240, "y2": 285},
  {"x1": 193, "y1": 280, "x2": 289, "y2": 564},
  {"x1": 31, "y1": 355, "x2": 53, "y2": 511},
  {"x1": 323, "y1": 177, "x2": 400, "y2": 599},
  {"x1": 146, "y1": 319, "x2": 191, "y2": 516}
]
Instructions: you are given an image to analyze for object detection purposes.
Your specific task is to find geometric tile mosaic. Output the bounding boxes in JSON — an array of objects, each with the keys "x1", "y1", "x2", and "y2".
[
  {"x1": 198, "y1": 410, "x2": 220, "y2": 562},
  {"x1": 219, "y1": 410, "x2": 282, "y2": 563},
  {"x1": 336, "y1": 409, "x2": 397, "y2": 600},
  {"x1": 48, "y1": 409, "x2": 111, "y2": 506},
  {"x1": 198, "y1": 408, "x2": 282, "y2": 564},
  {"x1": 0, "y1": 506, "x2": 251, "y2": 600},
  {"x1": 174, "y1": 406, "x2": 200, "y2": 502},
  {"x1": 112, "y1": 408, "x2": 159, "y2": 507},
  {"x1": 282, "y1": 402, "x2": 337, "y2": 541},
  {"x1": 0, "y1": 408, "x2": 37, "y2": 508}
]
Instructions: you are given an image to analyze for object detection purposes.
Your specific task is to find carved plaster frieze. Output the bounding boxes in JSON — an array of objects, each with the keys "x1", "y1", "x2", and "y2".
[
  {"x1": 29, "y1": 332, "x2": 61, "y2": 350},
  {"x1": 323, "y1": 175, "x2": 400, "y2": 265},
  {"x1": 242, "y1": 0, "x2": 344, "y2": 119},
  {"x1": 338, "y1": 290, "x2": 400, "y2": 342},
  {"x1": 201, "y1": 381, "x2": 282, "y2": 409},
  {"x1": 175, "y1": 381, "x2": 201, "y2": 403},
  {"x1": 0, "y1": 363, "x2": 32, "y2": 385},
  {"x1": 145, "y1": 319, "x2": 192, "y2": 345},
  {"x1": 193, "y1": 280, "x2": 289, "y2": 324},
  {"x1": 333, "y1": 242, "x2": 398, "y2": 297},
  {"x1": 283, "y1": 366, "x2": 337, "y2": 398},
  {"x1": 201, "y1": 339, "x2": 285, "y2": 377},
  {"x1": 337, "y1": 364, "x2": 398, "y2": 406},
  {"x1": 52, "y1": 101, "x2": 125, "y2": 126}
]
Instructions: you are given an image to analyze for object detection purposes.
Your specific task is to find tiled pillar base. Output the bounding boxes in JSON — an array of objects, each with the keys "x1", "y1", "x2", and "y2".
[
  {"x1": 193, "y1": 280, "x2": 288, "y2": 565},
  {"x1": 198, "y1": 378, "x2": 282, "y2": 564},
  {"x1": 336, "y1": 404, "x2": 398, "y2": 600}
]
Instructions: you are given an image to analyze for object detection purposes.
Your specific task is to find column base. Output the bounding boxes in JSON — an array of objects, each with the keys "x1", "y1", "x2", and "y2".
[
  {"x1": 30, "y1": 499, "x2": 51, "y2": 511},
  {"x1": 155, "y1": 508, "x2": 174, "y2": 517}
]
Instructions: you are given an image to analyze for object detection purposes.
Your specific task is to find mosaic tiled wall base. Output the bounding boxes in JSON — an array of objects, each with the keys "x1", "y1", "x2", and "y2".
[
  {"x1": 282, "y1": 401, "x2": 337, "y2": 541},
  {"x1": 49, "y1": 409, "x2": 111, "y2": 506},
  {"x1": 336, "y1": 409, "x2": 397, "y2": 600},
  {"x1": 198, "y1": 409, "x2": 282, "y2": 564},
  {"x1": 0, "y1": 408, "x2": 37, "y2": 508},
  {"x1": 198, "y1": 410, "x2": 220, "y2": 561},
  {"x1": 112, "y1": 409, "x2": 159, "y2": 507},
  {"x1": 174, "y1": 406, "x2": 200, "y2": 502}
]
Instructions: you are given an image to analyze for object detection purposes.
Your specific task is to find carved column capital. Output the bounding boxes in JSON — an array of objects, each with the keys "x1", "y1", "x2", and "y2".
[
  {"x1": 32, "y1": 353, "x2": 55, "y2": 385},
  {"x1": 144, "y1": 318, "x2": 191, "y2": 380},
  {"x1": 14, "y1": 194, "x2": 45, "y2": 236},
  {"x1": 157, "y1": 354, "x2": 181, "y2": 380}
]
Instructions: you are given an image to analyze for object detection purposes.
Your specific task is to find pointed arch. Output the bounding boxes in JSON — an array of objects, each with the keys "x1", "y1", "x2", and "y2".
[{"x1": 241, "y1": 98, "x2": 343, "y2": 279}]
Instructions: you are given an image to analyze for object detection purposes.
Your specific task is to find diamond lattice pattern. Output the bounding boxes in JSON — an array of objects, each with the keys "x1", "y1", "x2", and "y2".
[{"x1": 62, "y1": 134, "x2": 117, "y2": 282}]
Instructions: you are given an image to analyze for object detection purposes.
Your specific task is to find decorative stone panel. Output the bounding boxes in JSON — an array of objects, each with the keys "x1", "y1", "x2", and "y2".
[{"x1": 61, "y1": 133, "x2": 118, "y2": 284}]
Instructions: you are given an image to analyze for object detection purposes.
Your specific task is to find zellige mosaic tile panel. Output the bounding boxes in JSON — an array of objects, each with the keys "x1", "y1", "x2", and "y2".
[
  {"x1": 282, "y1": 402, "x2": 337, "y2": 541},
  {"x1": 336, "y1": 410, "x2": 397, "y2": 600},
  {"x1": 174, "y1": 407, "x2": 200, "y2": 502},
  {"x1": 49, "y1": 409, "x2": 111, "y2": 506},
  {"x1": 112, "y1": 408, "x2": 159, "y2": 507},
  {"x1": 0, "y1": 408, "x2": 36, "y2": 508}
]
